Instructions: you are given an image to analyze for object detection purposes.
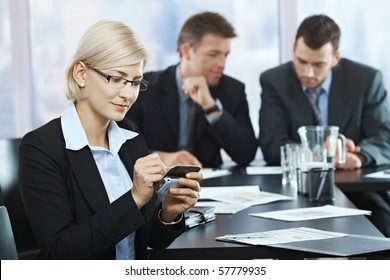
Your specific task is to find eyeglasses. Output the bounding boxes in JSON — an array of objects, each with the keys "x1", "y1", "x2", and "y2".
[{"x1": 88, "y1": 67, "x2": 149, "y2": 91}]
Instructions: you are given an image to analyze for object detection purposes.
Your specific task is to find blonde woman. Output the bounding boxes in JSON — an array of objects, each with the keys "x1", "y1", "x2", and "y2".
[{"x1": 19, "y1": 20, "x2": 202, "y2": 259}]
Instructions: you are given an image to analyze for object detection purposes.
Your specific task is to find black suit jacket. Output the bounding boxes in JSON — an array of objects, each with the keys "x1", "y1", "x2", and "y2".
[
  {"x1": 18, "y1": 118, "x2": 185, "y2": 259},
  {"x1": 259, "y1": 58, "x2": 390, "y2": 165},
  {"x1": 126, "y1": 65, "x2": 257, "y2": 168}
]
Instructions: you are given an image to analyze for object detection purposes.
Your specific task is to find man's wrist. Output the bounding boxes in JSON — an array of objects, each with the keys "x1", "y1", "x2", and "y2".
[{"x1": 203, "y1": 99, "x2": 222, "y2": 115}]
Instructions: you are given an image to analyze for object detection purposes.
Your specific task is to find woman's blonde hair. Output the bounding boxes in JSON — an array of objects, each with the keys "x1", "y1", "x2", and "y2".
[{"x1": 64, "y1": 20, "x2": 149, "y2": 100}]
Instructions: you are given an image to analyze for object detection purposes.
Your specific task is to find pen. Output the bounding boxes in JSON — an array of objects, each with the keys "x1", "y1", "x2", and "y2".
[{"x1": 315, "y1": 169, "x2": 327, "y2": 200}]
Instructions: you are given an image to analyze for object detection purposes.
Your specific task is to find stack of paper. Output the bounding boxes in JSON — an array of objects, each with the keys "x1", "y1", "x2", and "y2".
[
  {"x1": 216, "y1": 227, "x2": 347, "y2": 246},
  {"x1": 197, "y1": 185, "x2": 292, "y2": 214}
]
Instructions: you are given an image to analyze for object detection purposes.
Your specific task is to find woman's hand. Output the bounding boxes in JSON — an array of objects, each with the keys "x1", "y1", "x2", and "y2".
[
  {"x1": 131, "y1": 153, "x2": 167, "y2": 209},
  {"x1": 160, "y1": 171, "x2": 203, "y2": 223}
]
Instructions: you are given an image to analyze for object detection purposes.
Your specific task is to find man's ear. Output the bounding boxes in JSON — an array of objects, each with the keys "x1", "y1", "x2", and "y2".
[
  {"x1": 332, "y1": 51, "x2": 341, "y2": 67},
  {"x1": 73, "y1": 61, "x2": 87, "y2": 87},
  {"x1": 180, "y1": 43, "x2": 192, "y2": 60}
]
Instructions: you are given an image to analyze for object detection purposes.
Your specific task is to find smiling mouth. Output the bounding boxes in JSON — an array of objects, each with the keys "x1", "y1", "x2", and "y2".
[{"x1": 113, "y1": 103, "x2": 129, "y2": 108}]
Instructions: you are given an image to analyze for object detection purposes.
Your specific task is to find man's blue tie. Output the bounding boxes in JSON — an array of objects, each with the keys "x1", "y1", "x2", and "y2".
[{"x1": 307, "y1": 88, "x2": 323, "y2": 125}]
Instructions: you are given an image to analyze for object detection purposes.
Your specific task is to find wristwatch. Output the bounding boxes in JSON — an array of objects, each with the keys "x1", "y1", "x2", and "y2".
[{"x1": 203, "y1": 99, "x2": 222, "y2": 115}]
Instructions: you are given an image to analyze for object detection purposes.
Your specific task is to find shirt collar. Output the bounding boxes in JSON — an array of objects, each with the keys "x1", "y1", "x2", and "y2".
[
  {"x1": 303, "y1": 71, "x2": 332, "y2": 95},
  {"x1": 61, "y1": 102, "x2": 138, "y2": 153},
  {"x1": 321, "y1": 71, "x2": 332, "y2": 94}
]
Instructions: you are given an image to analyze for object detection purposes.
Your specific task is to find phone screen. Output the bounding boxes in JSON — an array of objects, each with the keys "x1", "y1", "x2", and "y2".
[{"x1": 164, "y1": 164, "x2": 201, "y2": 178}]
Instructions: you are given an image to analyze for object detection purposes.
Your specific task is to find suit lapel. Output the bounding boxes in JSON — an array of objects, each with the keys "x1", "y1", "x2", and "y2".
[
  {"x1": 286, "y1": 67, "x2": 317, "y2": 127},
  {"x1": 194, "y1": 106, "x2": 207, "y2": 140},
  {"x1": 328, "y1": 65, "x2": 353, "y2": 131},
  {"x1": 158, "y1": 67, "x2": 180, "y2": 139},
  {"x1": 66, "y1": 147, "x2": 109, "y2": 213},
  {"x1": 118, "y1": 141, "x2": 136, "y2": 180}
]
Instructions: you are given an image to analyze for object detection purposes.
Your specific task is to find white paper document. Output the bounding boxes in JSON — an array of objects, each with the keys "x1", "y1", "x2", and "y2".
[
  {"x1": 216, "y1": 227, "x2": 347, "y2": 245},
  {"x1": 217, "y1": 227, "x2": 390, "y2": 256},
  {"x1": 195, "y1": 201, "x2": 248, "y2": 214},
  {"x1": 200, "y1": 185, "x2": 292, "y2": 206},
  {"x1": 364, "y1": 169, "x2": 390, "y2": 179},
  {"x1": 250, "y1": 204, "x2": 371, "y2": 222},
  {"x1": 201, "y1": 168, "x2": 231, "y2": 179},
  {"x1": 246, "y1": 166, "x2": 283, "y2": 175}
]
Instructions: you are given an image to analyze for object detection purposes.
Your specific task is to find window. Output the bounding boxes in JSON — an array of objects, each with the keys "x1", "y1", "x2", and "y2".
[
  {"x1": 0, "y1": 0, "x2": 14, "y2": 138},
  {"x1": 27, "y1": 0, "x2": 279, "y2": 139},
  {"x1": 3, "y1": 0, "x2": 389, "y2": 145},
  {"x1": 297, "y1": 0, "x2": 390, "y2": 89}
]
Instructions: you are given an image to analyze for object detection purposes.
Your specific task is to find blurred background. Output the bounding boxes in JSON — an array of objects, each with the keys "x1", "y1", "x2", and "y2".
[{"x1": 1, "y1": 0, "x2": 390, "y2": 162}]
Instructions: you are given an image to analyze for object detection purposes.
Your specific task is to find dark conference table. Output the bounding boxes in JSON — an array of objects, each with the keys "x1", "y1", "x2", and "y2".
[
  {"x1": 148, "y1": 167, "x2": 389, "y2": 260},
  {"x1": 335, "y1": 164, "x2": 390, "y2": 192}
]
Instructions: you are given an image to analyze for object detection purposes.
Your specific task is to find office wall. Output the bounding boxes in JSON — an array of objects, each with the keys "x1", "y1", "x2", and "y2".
[
  {"x1": 1, "y1": 0, "x2": 280, "y2": 142},
  {"x1": 0, "y1": 0, "x2": 14, "y2": 137},
  {"x1": 298, "y1": 0, "x2": 390, "y2": 87}
]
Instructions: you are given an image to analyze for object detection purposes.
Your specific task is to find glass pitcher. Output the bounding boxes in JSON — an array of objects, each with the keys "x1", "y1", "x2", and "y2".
[
  {"x1": 297, "y1": 126, "x2": 346, "y2": 201},
  {"x1": 297, "y1": 126, "x2": 346, "y2": 166}
]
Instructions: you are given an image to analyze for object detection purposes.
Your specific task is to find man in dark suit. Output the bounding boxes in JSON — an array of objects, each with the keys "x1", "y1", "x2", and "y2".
[
  {"x1": 126, "y1": 12, "x2": 257, "y2": 168},
  {"x1": 259, "y1": 14, "x2": 390, "y2": 236}
]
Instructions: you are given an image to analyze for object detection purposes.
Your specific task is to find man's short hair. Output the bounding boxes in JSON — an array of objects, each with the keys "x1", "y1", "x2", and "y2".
[
  {"x1": 295, "y1": 14, "x2": 341, "y2": 52},
  {"x1": 176, "y1": 11, "x2": 236, "y2": 53}
]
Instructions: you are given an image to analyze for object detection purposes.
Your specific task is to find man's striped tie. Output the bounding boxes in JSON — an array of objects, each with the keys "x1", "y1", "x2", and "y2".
[{"x1": 307, "y1": 88, "x2": 323, "y2": 125}]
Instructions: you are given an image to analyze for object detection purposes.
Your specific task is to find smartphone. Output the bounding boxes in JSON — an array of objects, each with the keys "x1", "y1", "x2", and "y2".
[{"x1": 155, "y1": 164, "x2": 201, "y2": 195}]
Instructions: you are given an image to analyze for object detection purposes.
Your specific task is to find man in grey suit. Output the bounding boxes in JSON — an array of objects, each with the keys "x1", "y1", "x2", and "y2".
[{"x1": 259, "y1": 14, "x2": 390, "y2": 236}]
